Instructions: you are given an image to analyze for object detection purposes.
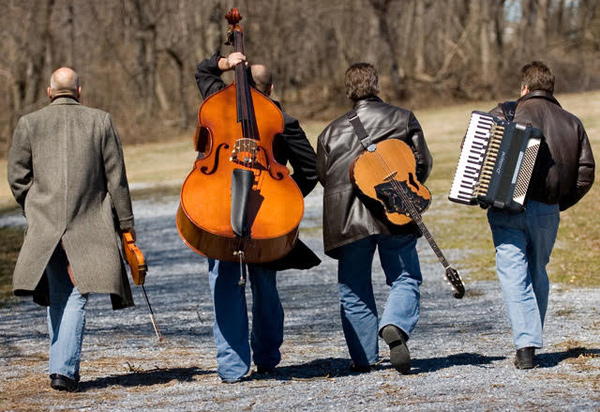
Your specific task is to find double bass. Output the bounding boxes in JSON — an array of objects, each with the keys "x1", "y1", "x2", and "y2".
[{"x1": 176, "y1": 8, "x2": 304, "y2": 265}]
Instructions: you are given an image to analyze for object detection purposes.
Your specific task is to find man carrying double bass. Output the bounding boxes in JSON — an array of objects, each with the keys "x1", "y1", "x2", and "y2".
[
  {"x1": 316, "y1": 63, "x2": 433, "y2": 375},
  {"x1": 194, "y1": 51, "x2": 319, "y2": 383}
]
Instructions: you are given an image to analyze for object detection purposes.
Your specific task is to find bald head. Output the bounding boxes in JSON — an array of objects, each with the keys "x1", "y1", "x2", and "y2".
[
  {"x1": 47, "y1": 67, "x2": 80, "y2": 100},
  {"x1": 250, "y1": 64, "x2": 273, "y2": 96}
]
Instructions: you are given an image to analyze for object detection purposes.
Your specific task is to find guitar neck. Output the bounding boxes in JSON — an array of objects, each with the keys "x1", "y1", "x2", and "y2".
[{"x1": 398, "y1": 189, "x2": 450, "y2": 268}]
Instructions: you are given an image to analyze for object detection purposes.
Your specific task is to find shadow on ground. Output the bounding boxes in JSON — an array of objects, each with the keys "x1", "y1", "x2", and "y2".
[
  {"x1": 81, "y1": 366, "x2": 211, "y2": 390},
  {"x1": 536, "y1": 347, "x2": 600, "y2": 368}
]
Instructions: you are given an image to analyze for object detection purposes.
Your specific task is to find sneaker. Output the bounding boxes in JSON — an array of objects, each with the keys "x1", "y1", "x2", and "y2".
[
  {"x1": 50, "y1": 374, "x2": 79, "y2": 392},
  {"x1": 381, "y1": 325, "x2": 411, "y2": 374},
  {"x1": 514, "y1": 347, "x2": 535, "y2": 369}
]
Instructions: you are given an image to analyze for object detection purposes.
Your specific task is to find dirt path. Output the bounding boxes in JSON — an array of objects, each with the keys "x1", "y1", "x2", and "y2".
[{"x1": 1, "y1": 189, "x2": 599, "y2": 411}]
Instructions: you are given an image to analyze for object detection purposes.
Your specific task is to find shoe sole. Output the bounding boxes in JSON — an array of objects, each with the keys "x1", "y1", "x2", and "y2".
[
  {"x1": 514, "y1": 360, "x2": 534, "y2": 369},
  {"x1": 381, "y1": 326, "x2": 411, "y2": 375}
]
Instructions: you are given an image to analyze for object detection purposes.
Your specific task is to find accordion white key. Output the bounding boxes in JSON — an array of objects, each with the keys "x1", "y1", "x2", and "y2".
[{"x1": 448, "y1": 111, "x2": 543, "y2": 212}]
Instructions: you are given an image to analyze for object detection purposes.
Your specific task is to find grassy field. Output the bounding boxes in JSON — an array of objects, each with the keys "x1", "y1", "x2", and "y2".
[{"x1": 0, "y1": 90, "x2": 598, "y2": 304}]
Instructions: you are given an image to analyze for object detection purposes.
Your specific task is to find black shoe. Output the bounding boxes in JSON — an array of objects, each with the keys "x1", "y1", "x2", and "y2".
[
  {"x1": 381, "y1": 325, "x2": 411, "y2": 374},
  {"x1": 50, "y1": 374, "x2": 79, "y2": 392},
  {"x1": 256, "y1": 366, "x2": 274, "y2": 374},
  {"x1": 220, "y1": 376, "x2": 244, "y2": 384},
  {"x1": 514, "y1": 347, "x2": 535, "y2": 369},
  {"x1": 349, "y1": 363, "x2": 377, "y2": 373}
]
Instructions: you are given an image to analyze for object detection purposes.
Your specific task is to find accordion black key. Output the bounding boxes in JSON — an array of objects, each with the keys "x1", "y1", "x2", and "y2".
[{"x1": 448, "y1": 111, "x2": 543, "y2": 212}]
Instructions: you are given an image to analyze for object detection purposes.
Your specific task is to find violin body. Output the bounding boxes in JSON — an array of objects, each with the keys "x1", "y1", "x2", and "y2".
[
  {"x1": 122, "y1": 232, "x2": 147, "y2": 286},
  {"x1": 350, "y1": 139, "x2": 431, "y2": 226},
  {"x1": 177, "y1": 82, "x2": 304, "y2": 263}
]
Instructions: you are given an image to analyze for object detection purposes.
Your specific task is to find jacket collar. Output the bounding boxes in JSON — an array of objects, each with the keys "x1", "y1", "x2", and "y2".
[
  {"x1": 50, "y1": 96, "x2": 81, "y2": 105},
  {"x1": 353, "y1": 96, "x2": 383, "y2": 109},
  {"x1": 518, "y1": 89, "x2": 561, "y2": 108}
]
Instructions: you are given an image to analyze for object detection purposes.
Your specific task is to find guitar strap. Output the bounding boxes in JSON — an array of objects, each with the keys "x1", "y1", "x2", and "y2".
[{"x1": 346, "y1": 109, "x2": 373, "y2": 150}]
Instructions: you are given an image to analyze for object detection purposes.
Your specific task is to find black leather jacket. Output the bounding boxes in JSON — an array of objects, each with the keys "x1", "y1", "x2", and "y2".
[
  {"x1": 316, "y1": 97, "x2": 433, "y2": 258},
  {"x1": 491, "y1": 90, "x2": 595, "y2": 211}
]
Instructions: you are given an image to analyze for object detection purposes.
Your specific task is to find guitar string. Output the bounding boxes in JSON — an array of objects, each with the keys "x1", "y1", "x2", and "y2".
[{"x1": 367, "y1": 146, "x2": 460, "y2": 287}]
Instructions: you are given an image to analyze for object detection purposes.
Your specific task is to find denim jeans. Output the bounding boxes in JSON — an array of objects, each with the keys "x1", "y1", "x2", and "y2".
[
  {"x1": 208, "y1": 259, "x2": 283, "y2": 382},
  {"x1": 487, "y1": 200, "x2": 560, "y2": 350},
  {"x1": 336, "y1": 234, "x2": 422, "y2": 366},
  {"x1": 46, "y1": 246, "x2": 88, "y2": 381}
]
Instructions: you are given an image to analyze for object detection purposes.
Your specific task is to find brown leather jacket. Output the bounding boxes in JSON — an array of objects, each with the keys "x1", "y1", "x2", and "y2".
[
  {"x1": 316, "y1": 97, "x2": 433, "y2": 258},
  {"x1": 491, "y1": 90, "x2": 595, "y2": 211}
]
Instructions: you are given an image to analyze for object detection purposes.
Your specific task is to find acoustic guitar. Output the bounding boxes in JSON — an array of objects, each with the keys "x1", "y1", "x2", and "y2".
[{"x1": 351, "y1": 138, "x2": 465, "y2": 299}]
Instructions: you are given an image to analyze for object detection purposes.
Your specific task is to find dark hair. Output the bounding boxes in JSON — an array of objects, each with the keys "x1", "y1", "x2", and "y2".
[
  {"x1": 521, "y1": 61, "x2": 555, "y2": 94},
  {"x1": 345, "y1": 63, "x2": 379, "y2": 101}
]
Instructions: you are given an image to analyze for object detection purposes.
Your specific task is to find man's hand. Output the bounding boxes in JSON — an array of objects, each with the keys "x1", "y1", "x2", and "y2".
[
  {"x1": 218, "y1": 52, "x2": 247, "y2": 71},
  {"x1": 123, "y1": 228, "x2": 136, "y2": 242}
]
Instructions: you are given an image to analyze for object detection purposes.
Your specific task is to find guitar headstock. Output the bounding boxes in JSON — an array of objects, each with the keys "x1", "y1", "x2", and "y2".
[{"x1": 445, "y1": 266, "x2": 465, "y2": 299}]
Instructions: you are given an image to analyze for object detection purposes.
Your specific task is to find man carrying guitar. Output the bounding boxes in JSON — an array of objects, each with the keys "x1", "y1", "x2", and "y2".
[{"x1": 316, "y1": 63, "x2": 432, "y2": 375}]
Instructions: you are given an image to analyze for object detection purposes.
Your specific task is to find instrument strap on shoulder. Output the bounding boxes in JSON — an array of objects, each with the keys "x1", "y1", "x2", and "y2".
[
  {"x1": 347, "y1": 109, "x2": 373, "y2": 150},
  {"x1": 499, "y1": 101, "x2": 517, "y2": 122}
]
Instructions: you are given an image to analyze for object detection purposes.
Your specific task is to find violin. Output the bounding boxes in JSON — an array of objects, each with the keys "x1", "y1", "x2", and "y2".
[
  {"x1": 122, "y1": 232, "x2": 146, "y2": 286},
  {"x1": 122, "y1": 232, "x2": 163, "y2": 340},
  {"x1": 176, "y1": 8, "x2": 304, "y2": 264}
]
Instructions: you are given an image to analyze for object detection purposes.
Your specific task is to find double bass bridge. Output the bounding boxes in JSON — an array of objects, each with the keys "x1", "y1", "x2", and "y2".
[{"x1": 231, "y1": 138, "x2": 259, "y2": 166}]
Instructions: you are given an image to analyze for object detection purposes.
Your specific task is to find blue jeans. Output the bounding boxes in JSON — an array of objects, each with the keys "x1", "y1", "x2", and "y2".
[
  {"x1": 336, "y1": 234, "x2": 422, "y2": 366},
  {"x1": 208, "y1": 259, "x2": 283, "y2": 382},
  {"x1": 46, "y1": 246, "x2": 88, "y2": 381},
  {"x1": 487, "y1": 200, "x2": 560, "y2": 350}
]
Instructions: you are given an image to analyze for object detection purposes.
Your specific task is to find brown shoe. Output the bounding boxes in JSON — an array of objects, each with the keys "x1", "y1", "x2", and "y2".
[
  {"x1": 514, "y1": 347, "x2": 535, "y2": 369},
  {"x1": 381, "y1": 325, "x2": 410, "y2": 374}
]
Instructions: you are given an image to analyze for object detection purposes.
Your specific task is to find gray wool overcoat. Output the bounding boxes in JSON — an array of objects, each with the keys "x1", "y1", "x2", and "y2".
[{"x1": 7, "y1": 97, "x2": 135, "y2": 309}]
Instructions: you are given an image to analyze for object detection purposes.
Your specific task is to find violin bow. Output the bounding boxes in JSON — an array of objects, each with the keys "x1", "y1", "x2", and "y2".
[{"x1": 122, "y1": 232, "x2": 163, "y2": 341}]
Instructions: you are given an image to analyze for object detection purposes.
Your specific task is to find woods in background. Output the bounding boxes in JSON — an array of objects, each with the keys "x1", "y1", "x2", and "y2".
[{"x1": 1, "y1": 0, "x2": 599, "y2": 157}]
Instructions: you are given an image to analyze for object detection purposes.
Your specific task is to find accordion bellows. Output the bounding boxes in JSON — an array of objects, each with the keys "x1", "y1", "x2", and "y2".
[{"x1": 449, "y1": 111, "x2": 543, "y2": 213}]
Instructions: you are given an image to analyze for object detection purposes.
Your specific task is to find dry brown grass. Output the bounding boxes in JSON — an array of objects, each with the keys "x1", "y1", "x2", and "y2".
[{"x1": 0, "y1": 91, "x2": 598, "y2": 290}]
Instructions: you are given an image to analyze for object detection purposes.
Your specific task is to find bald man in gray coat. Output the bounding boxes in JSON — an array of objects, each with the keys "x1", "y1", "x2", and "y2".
[{"x1": 7, "y1": 67, "x2": 135, "y2": 392}]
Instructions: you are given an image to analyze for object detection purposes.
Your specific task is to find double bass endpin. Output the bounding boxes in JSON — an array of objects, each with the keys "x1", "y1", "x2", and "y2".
[{"x1": 234, "y1": 250, "x2": 246, "y2": 286}]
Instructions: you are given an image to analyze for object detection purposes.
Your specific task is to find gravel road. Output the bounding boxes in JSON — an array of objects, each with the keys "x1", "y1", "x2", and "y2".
[{"x1": 1, "y1": 186, "x2": 599, "y2": 411}]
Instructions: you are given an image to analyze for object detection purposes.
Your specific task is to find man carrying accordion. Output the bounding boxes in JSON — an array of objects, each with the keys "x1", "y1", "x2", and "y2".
[{"x1": 450, "y1": 61, "x2": 594, "y2": 369}]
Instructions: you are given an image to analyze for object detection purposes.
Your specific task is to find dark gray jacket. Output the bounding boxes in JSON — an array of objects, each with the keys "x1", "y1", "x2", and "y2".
[
  {"x1": 491, "y1": 90, "x2": 595, "y2": 211},
  {"x1": 316, "y1": 97, "x2": 433, "y2": 258}
]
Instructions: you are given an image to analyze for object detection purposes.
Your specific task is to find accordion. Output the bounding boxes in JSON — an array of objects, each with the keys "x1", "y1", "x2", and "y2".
[{"x1": 448, "y1": 111, "x2": 543, "y2": 212}]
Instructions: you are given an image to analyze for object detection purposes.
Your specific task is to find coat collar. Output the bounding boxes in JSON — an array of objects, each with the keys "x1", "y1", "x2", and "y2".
[
  {"x1": 50, "y1": 96, "x2": 81, "y2": 106},
  {"x1": 518, "y1": 89, "x2": 561, "y2": 108}
]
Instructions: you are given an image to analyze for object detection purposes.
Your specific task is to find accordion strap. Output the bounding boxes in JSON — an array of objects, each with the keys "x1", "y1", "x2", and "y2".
[
  {"x1": 499, "y1": 100, "x2": 517, "y2": 122},
  {"x1": 346, "y1": 109, "x2": 373, "y2": 150}
]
